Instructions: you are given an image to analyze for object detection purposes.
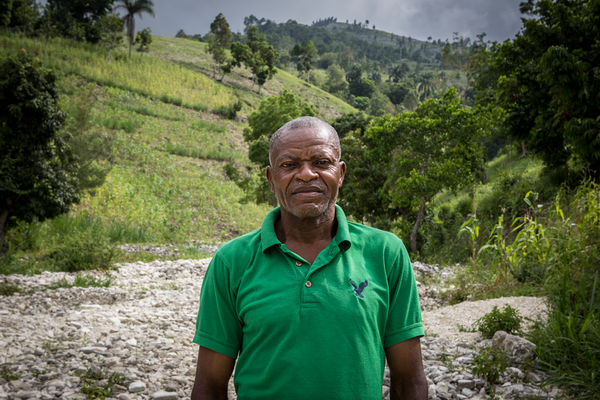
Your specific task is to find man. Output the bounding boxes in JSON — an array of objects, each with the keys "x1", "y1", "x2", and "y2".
[{"x1": 191, "y1": 116, "x2": 427, "y2": 400}]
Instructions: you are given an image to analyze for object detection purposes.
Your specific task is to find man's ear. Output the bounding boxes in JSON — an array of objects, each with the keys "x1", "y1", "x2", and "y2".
[
  {"x1": 266, "y1": 166, "x2": 275, "y2": 193},
  {"x1": 338, "y1": 161, "x2": 346, "y2": 187}
]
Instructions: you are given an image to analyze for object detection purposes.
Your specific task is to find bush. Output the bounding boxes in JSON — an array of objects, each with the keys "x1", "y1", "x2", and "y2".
[
  {"x1": 472, "y1": 347, "x2": 509, "y2": 390},
  {"x1": 474, "y1": 304, "x2": 523, "y2": 339},
  {"x1": 47, "y1": 231, "x2": 115, "y2": 272},
  {"x1": 212, "y1": 100, "x2": 242, "y2": 120}
]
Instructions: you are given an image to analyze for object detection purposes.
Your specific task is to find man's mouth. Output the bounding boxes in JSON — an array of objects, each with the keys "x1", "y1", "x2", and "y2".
[{"x1": 291, "y1": 186, "x2": 324, "y2": 197}]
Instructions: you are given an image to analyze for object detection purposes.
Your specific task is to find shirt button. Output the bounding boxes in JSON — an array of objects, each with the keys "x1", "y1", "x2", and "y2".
[
  {"x1": 305, "y1": 281, "x2": 312, "y2": 288},
  {"x1": 295, "y1": 261, "x2": 302, "y2": 267}
]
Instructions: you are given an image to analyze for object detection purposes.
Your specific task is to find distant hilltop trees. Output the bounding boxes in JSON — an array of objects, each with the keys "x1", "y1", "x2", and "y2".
[{"x1": 312, "y1": 17, "x2": 337, "y2": 27}]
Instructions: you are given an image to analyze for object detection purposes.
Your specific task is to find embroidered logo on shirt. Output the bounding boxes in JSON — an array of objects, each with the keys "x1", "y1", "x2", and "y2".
[{"x1": 349, "y1": 279, "x2": 368, "y2": 298}]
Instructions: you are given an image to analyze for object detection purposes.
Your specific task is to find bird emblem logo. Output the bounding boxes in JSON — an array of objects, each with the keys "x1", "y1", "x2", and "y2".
[{"x1": 349, "y1": 279, "x2": 368, "y2": 298}]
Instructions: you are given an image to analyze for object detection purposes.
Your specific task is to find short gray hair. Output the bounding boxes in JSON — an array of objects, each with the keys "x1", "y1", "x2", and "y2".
[{"x1": 269, "y1": 116, "x2": 340, "y2": 166}]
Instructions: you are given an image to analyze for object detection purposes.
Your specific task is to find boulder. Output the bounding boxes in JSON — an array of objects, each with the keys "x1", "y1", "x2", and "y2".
[{"x1": 492, "y1": 330, "x2": 536, "y2": 366}]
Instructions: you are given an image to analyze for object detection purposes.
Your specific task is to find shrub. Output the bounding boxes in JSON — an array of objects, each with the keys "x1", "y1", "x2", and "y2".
[
  {"x1": 474, "y1": 304, "x2": 523, "y2": 339},
  {"x1": 212, "y1": 100, "x2": 242, "y2": 120},
  {"x1": 472, "y1": 347, "x2": 509, "y2": 393},
  {"x1": 0, "y1": 283, "x2": 22, "y2": 296},
  {"x1": 47, "y1": 231, "x2": 115, "y2": 272}
]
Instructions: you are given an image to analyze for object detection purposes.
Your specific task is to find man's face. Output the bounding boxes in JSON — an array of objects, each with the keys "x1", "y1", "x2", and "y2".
[{"x1": 266, "y1": 127, "x2": 346, "y2": 220}]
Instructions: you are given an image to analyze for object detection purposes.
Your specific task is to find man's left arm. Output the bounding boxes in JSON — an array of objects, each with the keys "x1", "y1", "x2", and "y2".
[{"x1": 385, "y1": 337, "x2": 428, "y2": 400}]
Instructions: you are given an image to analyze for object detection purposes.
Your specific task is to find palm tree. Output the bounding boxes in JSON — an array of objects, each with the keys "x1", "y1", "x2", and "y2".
[{"x1": 114, "y1": 0, "x2": 155, "y2": 60}]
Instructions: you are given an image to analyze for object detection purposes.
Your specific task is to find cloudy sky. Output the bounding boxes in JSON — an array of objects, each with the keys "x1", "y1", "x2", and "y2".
[{"x1": 134, "y1": 0, "x2": 526, "y2": 43}]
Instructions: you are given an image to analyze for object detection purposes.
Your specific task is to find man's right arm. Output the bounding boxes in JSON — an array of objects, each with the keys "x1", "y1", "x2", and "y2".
[{"x1": 191, "y1": 346, "x2": 236, "y2": 400}]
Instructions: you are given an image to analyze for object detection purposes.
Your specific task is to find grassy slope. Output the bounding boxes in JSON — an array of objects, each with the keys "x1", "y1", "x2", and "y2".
[
  {"x1": 0, "y1": 33, "x2": 351, "y2": 255},
  {"x1": 148, "y1": 36, "x2": 356, "y2": 120}
]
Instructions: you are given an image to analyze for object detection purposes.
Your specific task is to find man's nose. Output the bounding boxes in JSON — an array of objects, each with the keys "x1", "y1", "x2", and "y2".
[{"x1": 296, "y1": 162, "x2": 318, "y2": 181}]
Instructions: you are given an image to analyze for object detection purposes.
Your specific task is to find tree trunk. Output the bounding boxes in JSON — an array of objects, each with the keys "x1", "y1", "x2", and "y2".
[
  {"x1": 307, "y1": 69, "x2": 310, "y2": 82},
  {"x1": 258, "y1": 84, "x2": 262, "y2": 94},
  {"x1": 410, "y1": 196, "x2": 427, "y2": 254},
  {"x1": 520, "y1": 141, "x2": 529, "y2": 158},
  {"x1": 0, "y1": 196, "x2": 16, "y2": 260},
  {"x1": 250, "y1": 74, "x2": 256, "y2": 92},
  {"x1": 21, "y1": 26, "x2": 26, "y2": 47},
  {"x1": 220, "y1": 70, "x2": 226, "y2": 81},
  {"x1": 129, "y1": 39, "x2": 132, "y2": 60},
  {"x1": 139, "y1": 52, "x2": 143, "y2": 65},
  {"x1": 0, "y1": 209, "x2": 9, "y2": 260},
  {"x1": 462, "y1": 77, "x2": 470, "y2": 108}
]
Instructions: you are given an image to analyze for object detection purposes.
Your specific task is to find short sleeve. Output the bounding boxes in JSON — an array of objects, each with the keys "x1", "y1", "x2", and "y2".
[
  {"x1": 193, "y1": 253, "x2": 242, "y2": 359},
  {"x1": 384, "y1": 242, "x2": 424, "y2": 347}
]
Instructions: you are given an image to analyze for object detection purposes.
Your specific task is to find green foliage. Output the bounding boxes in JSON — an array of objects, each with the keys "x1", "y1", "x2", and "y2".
[
  {"x1": 485, "y1": 0, "x2": 600, "y2": 175},
  {"x1": 114, "y1": 0, "x2": 155, "y2": 60},
  {"x1": 97, "y1": 13, "x2": 124, "y2": 62},
  {"x1": 474, "y1": 304, "x2": 523, "y2": 339},
  {"x1": 212, "y1": 100, "x2": 242, "y2": 120},
  {"x1": 366, "y1": 88, "x2": 497, "y2": 253},
  {"x1": 134, "y1": 27, "x2": 152, "y2": 65},
  {"x1": 77, "y1": 367, "x2": 130, "y2": 400},
  {"x1": 291, "y1": 40, "x2": 318, "y2": 81},
  {"x1": 0, "y1": 282, "x2": 21, "y2": 296},
  {"x1": 0, "y1": 366, "x2": 21, "y2": 381},
  {"x1": 47, "y1": 273, "x2": 112, "y2": 289},
  {"x1": 206, "y1": 13, "x2": 231, "y2": 79},
  {"x1": 472, "y1": 347, "x2": 509, "y2": 387},
  {"x1": 47, "y1": 230, "x2": 115, "y2": 272},
  {"x1": 0, "y1": 51, "x2": 79, "y2": 258}
]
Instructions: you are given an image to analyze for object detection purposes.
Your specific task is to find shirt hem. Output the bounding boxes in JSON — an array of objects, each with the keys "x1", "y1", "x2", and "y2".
[
  {"x1": 384, "y1": 323, "x2": 425, "y2": 348},
  {"x1": 193, "y1": 332, "x2": 239, "y2": 359}
]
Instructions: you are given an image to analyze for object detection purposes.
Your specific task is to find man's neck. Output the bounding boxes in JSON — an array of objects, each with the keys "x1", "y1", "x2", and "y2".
[{"x1": 275, "y1": 206, "x2": 337, "y2": 264}]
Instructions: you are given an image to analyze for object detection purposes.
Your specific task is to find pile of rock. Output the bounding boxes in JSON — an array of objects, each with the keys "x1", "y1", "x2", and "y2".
[{"x1": 0, "y1": 259, "x2": 562, "y2": 400}]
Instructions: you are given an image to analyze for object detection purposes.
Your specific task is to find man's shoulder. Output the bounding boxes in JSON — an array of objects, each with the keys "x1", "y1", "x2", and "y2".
[
  {"x1": 347, "y1": 220, "x2": 404, "y2": 247},
  {"x1": 212, "y1": 228, "x2": 263, "y2": 268}
]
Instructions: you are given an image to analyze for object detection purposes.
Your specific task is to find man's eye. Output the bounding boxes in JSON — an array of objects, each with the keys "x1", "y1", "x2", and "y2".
[
  {"x1": 281, "y1": 162, "x2": 294, "y2": 168},
  {"x1": 316, "y1": 160, "x2": 331, "y2": 166}
]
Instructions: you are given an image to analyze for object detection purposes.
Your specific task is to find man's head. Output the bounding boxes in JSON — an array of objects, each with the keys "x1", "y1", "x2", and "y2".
[{"x1": 266, "y1": 117, "x2": 345, "y2": 220}]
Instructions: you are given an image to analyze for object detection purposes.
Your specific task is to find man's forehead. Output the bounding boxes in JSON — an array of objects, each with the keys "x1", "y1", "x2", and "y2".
[{"x1": 278, "y1": 126, "x2": 333, "y2": 143}]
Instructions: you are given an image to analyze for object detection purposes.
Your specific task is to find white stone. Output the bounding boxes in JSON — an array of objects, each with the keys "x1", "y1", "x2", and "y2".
[
  {"x1": 151, "y1": 391, "x2": 178, "y2": 400},
  {"x1": 128, "y1": 381, "x2": 146, "y2": 393},
  {"x1": 125, "y1": 338, "x2": 137, "y2": 346}
]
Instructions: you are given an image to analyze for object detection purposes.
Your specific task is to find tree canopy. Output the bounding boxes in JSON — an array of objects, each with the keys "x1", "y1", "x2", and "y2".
[
  {"x1": 0, "y1": 52, "x2": 79, "y2": 257},
  {"x1": 479, "y1": 0, "x2": 600, "y2": 176},
  {"x1": 114, "y1": 0, "x2": 155, "y2": 60}
]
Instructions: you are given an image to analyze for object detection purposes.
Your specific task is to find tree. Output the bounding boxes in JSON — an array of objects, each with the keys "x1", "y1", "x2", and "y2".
[
  {"x1": 291, "y1": 40, "x2": 317, "y2": 81},
  {"x1": 10, "y1": 0, "x2": 36, "y2": 47},
  {"x1": 114, "y1": 0, "x2": 154, "y2": 60},
  {"x1": 417, "y1": 72, "x2": 436, "y2": 101},
  {"x1": 366, "y1": 89, "x2": 496, "y2": 253},
  {"x1": 46, "y1": 0, "x2": 114, "y2": 43},
  {"x1": 243, "y1": 26, "x2": 279, "y2": 94},
  {"x1": 205, "y1": 13, "x2": 232, "y2": 80},
  {"x1": 325, "y1": 64, "x2": 348, "y2": 95},
  {"x1": 486, "y1": 0, "x2": 600, "y2": 175},
  {"x1": 225, "y1": 90, "x2": 316, "y2": 206},
  {"x1": 387, "y1": 82, "x2": 411, "y2": 105},
  {"x1": 97, "y1": 13, "x2": 124, "y2": 62},
  {"x1": 134, "y1": 27, "x2": 151, "y2": 65},
  {"x1": 0, "y1": 52, "x2": 79, "y2": 258},
  {"x1": 39, "y1": 4, "x2": 60, "y2": 59},
  {"x1": 333, "y1": 112, "x2": 399, "y2": 229},
  {"x1": 66, "y1": 17, "x2": 85, "y2": 47}
]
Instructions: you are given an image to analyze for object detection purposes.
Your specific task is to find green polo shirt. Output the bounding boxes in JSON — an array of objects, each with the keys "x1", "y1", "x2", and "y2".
[{"x1": 194, "y1": 205, "x2": 423, "y2": 400}]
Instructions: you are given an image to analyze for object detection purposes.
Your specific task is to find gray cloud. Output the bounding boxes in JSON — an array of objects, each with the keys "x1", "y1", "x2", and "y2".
[{"x1": 135, "y1": 0, "x2": 524, "y2": 43}]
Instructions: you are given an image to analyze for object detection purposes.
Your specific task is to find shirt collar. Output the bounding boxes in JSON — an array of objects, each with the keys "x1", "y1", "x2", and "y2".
[{"x1": 261, "y1": 204, "x2": 352, "y2": 253}]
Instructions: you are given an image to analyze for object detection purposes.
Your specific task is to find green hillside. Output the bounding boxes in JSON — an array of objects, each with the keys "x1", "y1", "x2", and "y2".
[{"x1": 0, "y1": 32, "x2": 355, "y2": 268}]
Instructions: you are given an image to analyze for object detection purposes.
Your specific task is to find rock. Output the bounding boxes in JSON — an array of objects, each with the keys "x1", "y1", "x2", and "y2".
[
  {"x1": 492, "y1": 331, "x2": 537, "y2": 366},
  {"x1": 436, "y1": 382, "x2": 451, "y2": 400},
  {"x1": 116, "y1": 395, "x2": 131, "y2": 400},
  {"x1": 151, "y1": 391, "x2": 179, "y2": 400},
  {"x1": 13, "y1": 391, "x2": 38, "y2": 399},
  {"x1": 128, "y1": 381, "x2": 146, "y2": 393},
  {"x1": 457, "y1": 380, "x2": 475, "y2": 390}
]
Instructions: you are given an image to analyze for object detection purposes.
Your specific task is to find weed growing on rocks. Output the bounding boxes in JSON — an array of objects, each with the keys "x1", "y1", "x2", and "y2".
[
  {"x1": 472, "y1": 347, "x2": 509, "y2": 396},
  {"x1": 475, "y1": 304, "x2": 523, "y2": 339},
  {"x1": 47, "y1": 231, "x2": 115, "y2": 272},
  {"x1": 0, "y1": 282, "x2": 21, "y2": 296},
  {"x1": 76, "y1": 366, "x2": 129, "y2": 400},
  {"x1": 0, "y1": 366, "x2": 21, "y2": 381},
  {"x1": 46, "y1": 273, "x2": 112, "y2": 290}
]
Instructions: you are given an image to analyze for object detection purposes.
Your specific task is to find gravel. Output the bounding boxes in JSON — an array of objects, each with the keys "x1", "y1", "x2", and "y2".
[{"x1": 1, "y1": 259, "x2": 563, "y2": 400}]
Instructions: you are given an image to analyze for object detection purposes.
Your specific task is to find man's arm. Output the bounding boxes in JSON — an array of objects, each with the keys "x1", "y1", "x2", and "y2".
[
  {"x1": 191, "y1": 346, "x2": 236, "y2": 400},
  {"x1": 385, "y1": 337, "x2": 428, "y2": 400}
]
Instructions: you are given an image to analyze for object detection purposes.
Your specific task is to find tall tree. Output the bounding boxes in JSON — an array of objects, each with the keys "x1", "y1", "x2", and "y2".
[
  {"x1": 290, "y1": 40, "x2": 317, "y2": 81},
  {"x1": 0, "y1": 52, "x2": 79, "y2": 258},
  {"x1": 366, "y1": 88, "x2": 496, "y2": 253},
  {"x1": 134, "y1": 27, "x2": 152, "y2": 65},
  {"x1": 205, "y1": 13, "x2": 232, "y2": 80},
  {"x1": 485, "y1": 0, "x2": 600, "y2": 175},
  {"x1": 244, "y1": 25, "x2": 279, "y2": 94},
  {"x1": 97, "y1": 13, "x2": 124, "y2": 62},
  {"x1": 114, "y1": 0, "x2": 154, "y2": 60}
]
